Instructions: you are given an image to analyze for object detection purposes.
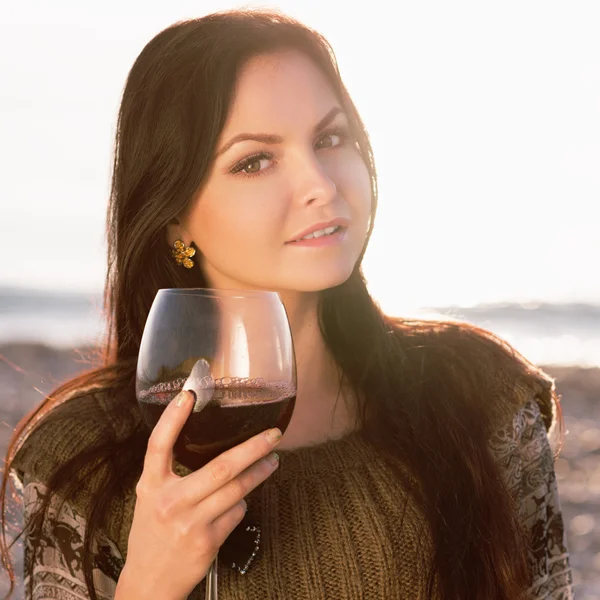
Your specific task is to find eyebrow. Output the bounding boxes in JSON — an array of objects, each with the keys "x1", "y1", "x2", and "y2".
[{"x1": 215, "y1": 106, "x2": 345, "y2": 158}]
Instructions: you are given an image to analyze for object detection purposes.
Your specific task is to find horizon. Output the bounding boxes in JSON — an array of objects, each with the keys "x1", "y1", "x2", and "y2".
[
  {"x1": 3, "y1": 283, "x2": 600, "y2": 310},
  {"x1": 3, "y1": 284, "x2": 600, "y2": 367}
]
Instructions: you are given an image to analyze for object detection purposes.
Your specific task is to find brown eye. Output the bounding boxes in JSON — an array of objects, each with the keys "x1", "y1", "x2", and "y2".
[
  {"x1": 315, "y1": 132, "x2": 343, "y2": 150},
  {"x1": 230, "y1": 152, "x2": 274, "y2": 176},
  {"x1": 316, "y1": 134, "x2": 333, "y2": 149},
  {"x1": 244, "y1": 159, "x2": 261, "y2": 173}
]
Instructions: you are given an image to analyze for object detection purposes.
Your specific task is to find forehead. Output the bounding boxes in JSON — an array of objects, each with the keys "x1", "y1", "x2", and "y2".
[{"x1": 223, "y1": 50, "x2": 339, "y2": 133}]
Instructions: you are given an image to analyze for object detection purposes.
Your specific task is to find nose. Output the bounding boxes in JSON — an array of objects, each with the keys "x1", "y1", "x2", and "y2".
[{"x1": 293, "y1": 154, "x2": 338, "y2": 207}]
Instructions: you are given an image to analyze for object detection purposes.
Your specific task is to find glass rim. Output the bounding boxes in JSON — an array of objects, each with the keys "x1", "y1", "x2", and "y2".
[{"x1": 156, "y1": 287, "x2": 281, "y2": 300}]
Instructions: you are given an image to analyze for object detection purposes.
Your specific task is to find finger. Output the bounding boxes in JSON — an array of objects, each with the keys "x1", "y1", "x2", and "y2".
[
  {"x1": 181, "y1": 427, "x2": 282, "y2": 504},
  {"x1": 210, "y1": 499, "x2": 248, "y2": 543},
  {"x1": 199, "y1": 452, "x2": 279, "y2": 523},
  {"x1": 142, "y1": 390, "x2": 194, "y2": 482}
]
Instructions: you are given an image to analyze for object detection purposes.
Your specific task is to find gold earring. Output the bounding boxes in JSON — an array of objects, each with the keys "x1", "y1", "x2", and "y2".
[{"x1": 171, "y1": 239, "x2": 196, "y2": 269}]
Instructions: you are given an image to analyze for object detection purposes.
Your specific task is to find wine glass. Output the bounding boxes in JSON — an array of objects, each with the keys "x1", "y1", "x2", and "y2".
[{"x1": 135, "y1": 288, "x2": 297, "y2": 599}]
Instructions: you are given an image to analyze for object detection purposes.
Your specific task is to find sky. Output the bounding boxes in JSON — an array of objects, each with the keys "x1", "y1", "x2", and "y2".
[{"x1": 1, "y1": 1, "x2": 599, "y2": 313}]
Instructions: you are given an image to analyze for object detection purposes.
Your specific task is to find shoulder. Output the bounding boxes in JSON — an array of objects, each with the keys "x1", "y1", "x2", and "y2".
[
  {"x1": 389, "y1": 315, "x2": 558, "y2": 434},
  {"x1": 10, "y1": 389, "x2": 139, "y2": 488},
  {"x1": 10, "y1": 388, "x2": 143, "y2": 564},
  {"x1": 487, "y1": 395, "x2": 574, "y2": 595}
]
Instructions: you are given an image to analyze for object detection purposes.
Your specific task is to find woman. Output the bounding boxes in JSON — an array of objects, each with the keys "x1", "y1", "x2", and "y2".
[{"x1": 1, "y1": 9, "x2": 573, "y2": 600}]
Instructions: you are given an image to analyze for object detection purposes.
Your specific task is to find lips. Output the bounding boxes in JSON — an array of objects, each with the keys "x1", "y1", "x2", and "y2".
[{"x1": 287, "y1": 217, "x2": 350, "y2": 243}]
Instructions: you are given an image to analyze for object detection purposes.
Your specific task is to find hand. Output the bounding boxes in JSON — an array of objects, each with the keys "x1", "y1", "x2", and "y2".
[{"x1": 115, "y1": 390, "x2": 282, "y2": 600}]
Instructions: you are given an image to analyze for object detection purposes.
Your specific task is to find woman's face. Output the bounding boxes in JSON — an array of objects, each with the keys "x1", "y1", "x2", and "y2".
[{"x1": 175, "y1": 50, "x2": 372, "y2": 292}]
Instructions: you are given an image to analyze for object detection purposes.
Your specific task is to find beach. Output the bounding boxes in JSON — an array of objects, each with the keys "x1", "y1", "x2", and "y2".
[{"x1": 1, "y1": 342, "x2": 599, "y2": 598}]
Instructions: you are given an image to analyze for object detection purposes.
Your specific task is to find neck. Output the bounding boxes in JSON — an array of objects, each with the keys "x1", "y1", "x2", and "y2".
[
  {"x1": 278, "y1": 291, "x2": 331, "y2": 388},
  {"x1": 277, "y1": 291, "x2": 357, "y2": 448}
]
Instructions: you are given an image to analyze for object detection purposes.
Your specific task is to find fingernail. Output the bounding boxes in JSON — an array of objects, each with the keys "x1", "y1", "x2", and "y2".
[
  {"x1": 175, "y1": 390, "x2": 191, "y2": 407},
  {"x1": 266, "y1": 452, "x2": 279, "y2": 467},
  {"x1": 265, "y1": 428, "x2": 282, "y2": 444}
]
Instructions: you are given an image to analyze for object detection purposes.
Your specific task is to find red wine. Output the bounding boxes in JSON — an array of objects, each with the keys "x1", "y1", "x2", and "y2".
[{"x1": 139, "y1": 381, "x2": 295, "y2": 470}]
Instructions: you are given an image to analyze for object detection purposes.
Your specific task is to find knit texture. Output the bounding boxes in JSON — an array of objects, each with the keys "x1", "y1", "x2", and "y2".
[{"x1": 186, "y1": 433, "x2": 432, "y2": 599}]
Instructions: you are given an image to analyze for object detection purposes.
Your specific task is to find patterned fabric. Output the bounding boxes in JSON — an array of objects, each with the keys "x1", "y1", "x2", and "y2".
[
  {"x1": 21, "y1": 481, "x2": 123, "y2": 600},
  {"x1": 19, "y1": 399, "x2": 573, "y2": 599},
  {"x1": 488, "y1": 399, "x2": 573, "y2": 599}
]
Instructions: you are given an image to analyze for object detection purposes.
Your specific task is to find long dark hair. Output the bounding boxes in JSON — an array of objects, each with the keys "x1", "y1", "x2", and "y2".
[{"x1": 1, "y1": 10, "x2": 562, "y2": 599}]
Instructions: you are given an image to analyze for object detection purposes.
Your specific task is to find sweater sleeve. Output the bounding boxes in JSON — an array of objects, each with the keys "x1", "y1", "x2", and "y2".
[
  {"x1": 19, "y1": 475, "x2": 124, "y2": 600},
  {"x1": 488, "y1": 398, "x2": 574, "y2": 599},
  {"x1": 8, "y1": 392, "x2": 133, "y2": 599}
]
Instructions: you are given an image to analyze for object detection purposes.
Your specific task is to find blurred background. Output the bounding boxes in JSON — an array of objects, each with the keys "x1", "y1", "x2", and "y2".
[{"x1": 1, "y1": 0, "x2": 599, "y2": 596}]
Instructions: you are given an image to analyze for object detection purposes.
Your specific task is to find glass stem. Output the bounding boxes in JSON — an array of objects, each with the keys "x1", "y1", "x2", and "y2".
[{"x1": 205, "y1": 554, "x2": 218, "y2": 599}]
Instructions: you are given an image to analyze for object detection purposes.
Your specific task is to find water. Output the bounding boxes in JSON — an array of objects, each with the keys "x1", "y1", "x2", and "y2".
[
  {"x1": 0, "y1": 286, "x2": 106, "y2": 348},
  {"x1": 1, "y1": 286, "x2": 600, "y2": 367},
  {"x1": 419, "y1": 303, "x2": 600, "y2": 368}
]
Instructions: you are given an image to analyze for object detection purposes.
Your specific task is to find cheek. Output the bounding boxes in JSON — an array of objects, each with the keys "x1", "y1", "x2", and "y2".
[
  {"x1": 335, "y1": 157, "x2": 372, "y2": 215},
  {"x1": 191, "y1": 193, "x2": 285, "y2": 254}
]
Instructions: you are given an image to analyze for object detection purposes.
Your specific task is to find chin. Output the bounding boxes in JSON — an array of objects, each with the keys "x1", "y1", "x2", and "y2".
[{"x1": 286, "y1": 264, "x2": 356, "y2": 292}]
